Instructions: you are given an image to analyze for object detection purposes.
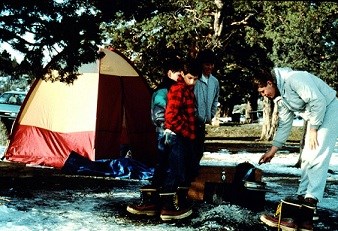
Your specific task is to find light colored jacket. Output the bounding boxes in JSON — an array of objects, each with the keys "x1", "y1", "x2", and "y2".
[
  {"x1": 194, "y1": 74, "x2": 219, "y2": 123},
  {"x1": 272, "y1": 67, "x2": 337, "y2": 147}
]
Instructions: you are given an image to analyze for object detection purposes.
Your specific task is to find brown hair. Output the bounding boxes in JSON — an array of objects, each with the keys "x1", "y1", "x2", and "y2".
[
  {"x1": 197, "y1": 49, "x2": 215, "y2": 65},
  {"x1": 183, "y1": 59, "x2": 200, "y2": 77},
  {"x1": 252, "y1": 68, "x2": 275, "y2": 88}
]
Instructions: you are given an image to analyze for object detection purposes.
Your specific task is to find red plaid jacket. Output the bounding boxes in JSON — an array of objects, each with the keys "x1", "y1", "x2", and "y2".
[{"x1": 164, "y1": 76, "x2": 196, "y2": 140}]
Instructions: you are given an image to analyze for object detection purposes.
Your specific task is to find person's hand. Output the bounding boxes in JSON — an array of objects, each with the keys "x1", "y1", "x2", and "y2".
[
  {"x1": 309, "y1": 128, "x2": 319, "y2": 150},
  {"x1": 258, "y1": 146, "x2": 278, "y2": 165},
  {"x1": 164, "y1": 129, "x2": 175, "y2": 146}
]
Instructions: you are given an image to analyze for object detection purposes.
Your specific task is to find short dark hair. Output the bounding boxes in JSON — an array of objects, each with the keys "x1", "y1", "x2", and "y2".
[
  {"x1": 252, "y1": 68, "x2": 274, "y2": 88},
  {"x1": 197, "y1": 49, "x2": 215, "y2": 65},
  {"x1": 164, "y1": 56, "x2": 183, "y2": 72},
  {"x1": 183, "y1": 59, "x2": 200, "y2": 77}
]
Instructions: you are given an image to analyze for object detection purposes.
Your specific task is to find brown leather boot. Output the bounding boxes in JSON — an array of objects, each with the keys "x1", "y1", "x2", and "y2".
[
  {"x1": 298, "y1": 198, "x2": 317, "y2": 231},
  {"x1": 126, "y1": 185, "x2": 160, "y2": 216},
  {"x1": 159, "y1": 190, "x2": 192, "y2": 221},
  {"x1": 260, "y1": 199, "x2": 302, "y2": 231}
]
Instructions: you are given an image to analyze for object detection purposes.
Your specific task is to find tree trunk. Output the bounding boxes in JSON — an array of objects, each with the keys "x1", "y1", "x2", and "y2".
[
  {"x1": 267, "y1": 102, "x2": 278, "y2": 140},
  {"x1": 244, "y1": 100, "x2": 252, "y2": 123},
  {"x1": 259, "y1": 97, "x2": 271, "y2": 140},
  {"x1": 259, "y1": 97, "x2": 277, "y2": 141},
  {"x1": 214, "y1": 0, "x2": 226, "y2": 37},
  {"x1": 244, "y1": 94, "x2": 258, "y2": 124}
]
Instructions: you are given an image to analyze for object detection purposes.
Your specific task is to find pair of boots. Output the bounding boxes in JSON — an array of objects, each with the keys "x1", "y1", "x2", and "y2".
[
  {"x1": 260, "y1": 196, "x2": 317, "y2": 231},
  {"x1": 126, "y1": 185, "x2": 192, "y2": 221}
]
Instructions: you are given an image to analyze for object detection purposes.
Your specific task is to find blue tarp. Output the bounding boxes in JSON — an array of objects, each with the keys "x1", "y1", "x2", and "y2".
[{"x1": 62, "y1": 151, "x2": 154, "y2": 180}]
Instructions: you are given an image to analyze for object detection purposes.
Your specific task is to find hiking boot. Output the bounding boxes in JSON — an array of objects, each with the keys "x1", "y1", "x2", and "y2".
[
  {"x1": 298, "y1": 198, "x2": 316, "y2": 231},
  {"x1": 260, "y1": 213, "x2": 297, "y2": 231},
  {"x1": 279, "y1": 198, "x2": 302, "y2": 221},
  {"x1": 312, "y1": 207, "x2": 319, "y2": 221},
  {"x1": 126, "y1": 185, "x2": 160, "y2": 216},
  {"x1": 260, "y1": 199, "x2": 301, "y2": 231},
  {"x1": 176, "y1": 186, "x2": 193, "y2": 209},
  {"x1": 283, "y1": 195, "x2": 318, "y2": 221},
  {"x1": 127, "y1": 203, "x2": 158, "y2": 216},
  {"x1": 283, "y1": 195, "x2": 305, "y2": 205},
  {"x1": 298, "y1": 221, "x2": 313, "y2": 231},
  {"x1": 304, "y1": 197, "x2": 318, "y2": 221},
  {"x1": 303, "y1": 197, "x2": 317, "y2": 210},
  {"x1": 159, "y1": 191, "x2": 192, "y2": 221},
  {"x1": 281, "y1": 196, "x2": 316, "y2": 230}
]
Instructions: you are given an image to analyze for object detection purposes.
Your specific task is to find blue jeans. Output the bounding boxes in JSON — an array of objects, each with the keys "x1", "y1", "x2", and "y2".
[
  {"x1": 163, "y1": 134, "x2": 195, "y2": 192},
  {"x1": 151, "y1": 130, "x2": 171, "y2": 188}
]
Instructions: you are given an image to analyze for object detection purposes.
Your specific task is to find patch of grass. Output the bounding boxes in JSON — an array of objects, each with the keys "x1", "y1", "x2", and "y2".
[
  {"x1": 206, "y1": 123, "x2": 304, "y2": 142},
  {"x1": 0, "y1": 121, "x2": 305, "y2": 148}
]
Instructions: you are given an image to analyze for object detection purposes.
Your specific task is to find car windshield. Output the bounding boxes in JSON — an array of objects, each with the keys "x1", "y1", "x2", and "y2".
[{"x1": 0, "y1": 92, "x2": 26, "y2": 105}]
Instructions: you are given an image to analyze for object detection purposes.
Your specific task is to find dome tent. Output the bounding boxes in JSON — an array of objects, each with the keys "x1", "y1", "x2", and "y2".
[{"x1": 5, "y1": 48, "x2": 156, "y2": 169}]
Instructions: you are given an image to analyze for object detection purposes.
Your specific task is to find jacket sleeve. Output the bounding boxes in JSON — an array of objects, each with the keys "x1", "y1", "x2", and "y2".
[
  {"x1": 211, "y1": 78, "x2": 220, "y2": 119},
  {"x1": 165, "y1": 86, "x2": 185, "y2": 132},
  {"x1": 272, "y1": 98, "x2": 294, "y2": 148},
  {"x1": 151, "y1": 90, "x2": 167, "y2": 127},
  {"x1": 289, "y1": 73, "x2": 327, "y2": 129}
]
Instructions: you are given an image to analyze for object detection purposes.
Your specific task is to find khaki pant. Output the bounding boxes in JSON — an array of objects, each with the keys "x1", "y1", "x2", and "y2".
[{"x1": 297, "y1": 98, "x2": 338, "y2": 202}]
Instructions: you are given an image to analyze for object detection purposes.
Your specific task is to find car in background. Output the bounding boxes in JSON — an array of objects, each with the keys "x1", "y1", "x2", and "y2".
[{"x1": 0, "y1": 91, "x2": 27, "y2": 121}]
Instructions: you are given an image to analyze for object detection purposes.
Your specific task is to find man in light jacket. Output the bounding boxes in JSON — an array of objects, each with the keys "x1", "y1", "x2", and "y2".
[{"x1": 253, "y1": 67, "x2": 338, "y2": 231}]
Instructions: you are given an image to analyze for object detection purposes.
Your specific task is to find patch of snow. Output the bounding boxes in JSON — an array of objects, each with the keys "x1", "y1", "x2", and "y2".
[
  {"x1": 201, "y1": 151, "x2": 338, "y2": 180},
  {"x1": 1, "y1": 142, "x2": 337, "y2": 230}
]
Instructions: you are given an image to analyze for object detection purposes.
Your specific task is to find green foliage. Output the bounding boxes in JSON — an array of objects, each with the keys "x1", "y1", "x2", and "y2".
[
  {"x1": 102, "y1": 0, "x2": 215, "y2": 87},
  {"x1": 1, "y1": 0, "x2": 337, "y2": 104},
  {"x1": 0, "y1": 50, "x2": 18, "y2": 77},
  {"x1": 261, "y1": 2, "x2": 338, "y2": 90},
  {"x1": 0, "y1": 0, "x2": 104, "y2": 82},
  {"x1": 103, "y1": 0, "x2": 272, "y2": 113}
]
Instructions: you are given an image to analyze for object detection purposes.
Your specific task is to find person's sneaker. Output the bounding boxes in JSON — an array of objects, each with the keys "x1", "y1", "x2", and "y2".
[
  {"x1": 260, "y1": 213, "x2": 297, "y2": 231},
  {"x1": 126, "y1": 203, "x2": 159, "y2": 216}
]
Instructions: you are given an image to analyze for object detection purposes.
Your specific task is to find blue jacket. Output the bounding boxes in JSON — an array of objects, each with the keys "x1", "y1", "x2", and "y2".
[{"x1": 194, "y1": 74, "x2": 219, "y2": 123}]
